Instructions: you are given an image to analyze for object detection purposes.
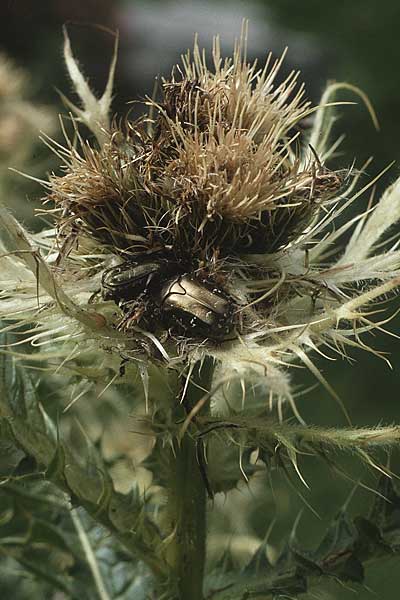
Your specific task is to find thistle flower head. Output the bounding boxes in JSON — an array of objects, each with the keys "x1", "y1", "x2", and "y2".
[
  {"x1": 49, "y1": 34, "x2": 343, "y2": 262},
  {"x1": 0, "y1": 28, "x2": 399, "y2": 420}
]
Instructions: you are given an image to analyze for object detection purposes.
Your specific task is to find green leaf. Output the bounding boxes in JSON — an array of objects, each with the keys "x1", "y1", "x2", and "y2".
[
  {"x1": 0, "y1": 330, "x2": 165, "y2": 588},
  {"x1": 207, "y1": 478, "x2": 400, "y2": 598},
  {"x1": 315, "y1": 509, "x2": 357, "y2": 557},
  {"x1": 243, "y1": 539, "x2": 272, "y2": 576},
  {"x1": 0, "y1": 478, "x2": 155, "y2": 599}
]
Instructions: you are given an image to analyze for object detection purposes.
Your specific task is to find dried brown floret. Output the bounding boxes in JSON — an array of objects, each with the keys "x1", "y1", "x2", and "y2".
[{"x1": 48, "y1": 36, "x2": 343, "y2": 268}]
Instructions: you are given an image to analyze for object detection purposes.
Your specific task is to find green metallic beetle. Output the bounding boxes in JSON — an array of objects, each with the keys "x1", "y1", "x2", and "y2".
[{"x1": 101, "y1": 258, "x2": 234, "y2": 339}]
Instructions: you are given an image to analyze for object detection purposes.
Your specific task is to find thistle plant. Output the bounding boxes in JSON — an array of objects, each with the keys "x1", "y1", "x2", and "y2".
[{"x1": 2, "y1": 25, "x2": 400, "y2": 600}]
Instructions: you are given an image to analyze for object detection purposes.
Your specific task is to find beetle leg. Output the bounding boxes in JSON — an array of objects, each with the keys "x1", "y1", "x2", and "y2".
[{"x1": 88, "y1": 289, "x2": 101, "y2": 304}]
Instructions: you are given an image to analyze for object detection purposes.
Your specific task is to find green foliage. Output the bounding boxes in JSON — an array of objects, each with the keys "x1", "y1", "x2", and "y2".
[
  {"x1": 205, "y1": 477, "x2": 400, "y2": 599},
  {"x1": 0, "y1": 479, "x2": 154, "y2": 599},
  {"x1": 2, "y1": 329, "x2": 400, "y2": 598},
  {"x1": 0, "y1": 331, "x2": 162, "y2": 597}
]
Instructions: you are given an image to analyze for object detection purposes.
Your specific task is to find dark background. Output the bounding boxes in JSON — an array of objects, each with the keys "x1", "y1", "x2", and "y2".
[{"x1": 1, "y1": 1, "x2": 400, "y2": 597}]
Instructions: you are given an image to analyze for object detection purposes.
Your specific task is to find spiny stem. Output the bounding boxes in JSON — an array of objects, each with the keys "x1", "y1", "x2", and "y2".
[
  {"x1": 164, "y1": 357, "x2": 215, "y2": 600},
  {"x1": 197, "y1": 416, "x2": 400, "y2": 451}
]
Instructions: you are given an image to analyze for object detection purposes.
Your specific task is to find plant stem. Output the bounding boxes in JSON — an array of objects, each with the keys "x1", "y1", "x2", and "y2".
[{"x1": 165, "y1": 357, "x2": 215, "y2": 600}]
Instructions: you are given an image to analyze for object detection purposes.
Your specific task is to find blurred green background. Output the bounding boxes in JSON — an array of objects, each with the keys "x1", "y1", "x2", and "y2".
[{"x1": 1, "y1": 1, "x2": 400, "y2": 597}]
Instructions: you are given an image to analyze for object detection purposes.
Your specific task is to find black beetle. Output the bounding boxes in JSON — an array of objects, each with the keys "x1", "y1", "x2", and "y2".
[{"x1": 101, "y1": 261, "x2": 163, "y2": 303}]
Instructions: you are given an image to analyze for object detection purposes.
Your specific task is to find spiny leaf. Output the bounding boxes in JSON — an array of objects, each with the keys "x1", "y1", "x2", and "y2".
[
  {"x1": 207, "y1": 477, "x2": 400, "y2": 598},
  {"x1": 314, "y1": 509, "x2": 358, "y2": 558},
  {"x1": 45, "y1": 440, "x2": 67, "y2": 483},
  {"x1": 369, "y1": 476, "x2": 400, "y2": 530},
  {"x1": 0, "y1": 478, "x2": 155, "y2": 599},
  {"x1": 0, "y1": 333, "x2": 166, "y2": 580},
  {"x1": 242, "y1": 539, "x2": 272, "y2": 575}
]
